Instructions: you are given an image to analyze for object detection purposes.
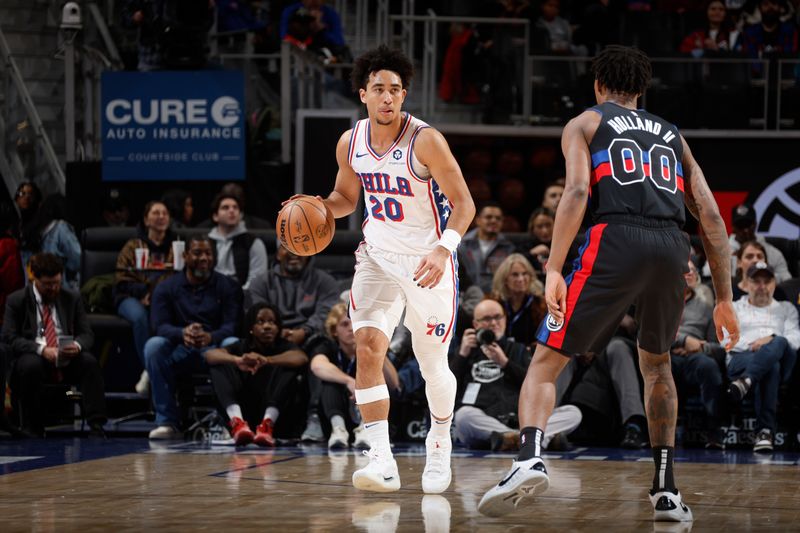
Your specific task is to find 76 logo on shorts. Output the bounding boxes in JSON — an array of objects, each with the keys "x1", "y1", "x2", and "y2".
[{"x1": 426, "y1": 316, "x2": 445, "y2": 337}]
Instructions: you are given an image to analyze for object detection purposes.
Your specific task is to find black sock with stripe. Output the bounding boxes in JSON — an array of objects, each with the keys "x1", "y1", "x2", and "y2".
[
  {"x1": 517, "y1": 427, "x2": 544, "y2": 461},
  {"x1": 651, "y1": 446, "x2": 677, "y2": 494}
]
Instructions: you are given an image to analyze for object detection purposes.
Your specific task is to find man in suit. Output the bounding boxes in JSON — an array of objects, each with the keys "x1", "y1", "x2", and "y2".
[{"x1": 2, "y1": 252, "x2": 106, "y2": 436}]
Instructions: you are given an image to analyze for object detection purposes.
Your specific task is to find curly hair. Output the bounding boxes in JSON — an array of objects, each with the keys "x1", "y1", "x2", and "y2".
[
  {"x1": 243, "y1": 302, "x2": 283, "y2": 341},
  {"x1": 591, "y1": 45, "x2": 652, "y2": 98},
  {"x1": 351, "y1": 45, "x2": 414, "y2": 93}
]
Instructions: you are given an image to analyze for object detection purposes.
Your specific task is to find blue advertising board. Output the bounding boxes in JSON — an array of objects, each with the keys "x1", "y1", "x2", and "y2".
[{"x1": 101, "y1": 70, "x2": 245, "y2": 181}]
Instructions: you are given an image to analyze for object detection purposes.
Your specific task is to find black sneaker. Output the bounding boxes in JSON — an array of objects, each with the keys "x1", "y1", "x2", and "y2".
[
  {"x1": 753, "y1": 428, "x2": 773, "y2": 453},
  {"x1": 728, "y1": 378, "x2": 750, "y2": 404},
  {"x1": 88, "y1": 421, "x2": 108, "y2": 440},
  {"x1": 621, "y1": 424, "x2": 645, "y2": 449},
  {"x1": 705, "y1": 427, "x2": 726, "y2": 450},
  {"x1": 650, "y1": 490, "x2": 693, "y2": 522}
]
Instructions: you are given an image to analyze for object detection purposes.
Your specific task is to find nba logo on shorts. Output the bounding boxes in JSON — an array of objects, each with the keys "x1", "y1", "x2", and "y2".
[{"x1": 545, "y1": 314, "x2": 564, "y2": 332}]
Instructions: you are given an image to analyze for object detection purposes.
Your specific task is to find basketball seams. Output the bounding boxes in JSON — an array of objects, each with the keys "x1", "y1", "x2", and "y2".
[
  {"x1": 295, "y1": 204, "x2": 320, "y2": 254},
  {"x1": 284, "y1": 204, "x2": 296, "y2": 254},
  {"x1": 277, "y1": 198, "x2": 335, "y2": 256},
  {"x1": 296, "y1": 198, "x2": 334, "y2": 246}
]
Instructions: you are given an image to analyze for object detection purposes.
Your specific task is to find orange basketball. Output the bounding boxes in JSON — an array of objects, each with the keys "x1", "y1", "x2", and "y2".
[{"x1": 276, "y1": 196, "x2": 335, "y2": 256}]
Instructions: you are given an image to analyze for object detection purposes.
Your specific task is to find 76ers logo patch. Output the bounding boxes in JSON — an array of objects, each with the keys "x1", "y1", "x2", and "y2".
[
  {"x1": 545, "y1": 314, "x2": 564, "y2": 332},
  {"x1": 426, "y1": 316, "x2": 445, "y2": 337}
]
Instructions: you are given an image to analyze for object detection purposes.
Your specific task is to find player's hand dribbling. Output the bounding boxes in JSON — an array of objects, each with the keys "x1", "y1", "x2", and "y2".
[
  {"x1": 713, "y1": 300, "x2": 740, "y2": 351},
  {"x1": 281, "y1": 194, "x2": 324, "y2": 206},
  {"x1": 414, "y1": 247, "x2": 449, "y2": 289},
  {"x1": 544, "y1": 270, "x2": 568, "y2": 323}
]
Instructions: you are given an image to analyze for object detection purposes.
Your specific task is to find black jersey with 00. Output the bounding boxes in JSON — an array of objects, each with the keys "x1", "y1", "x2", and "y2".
[{"x1": 587, "y1": 102, "x2": 686, "y2": 226}]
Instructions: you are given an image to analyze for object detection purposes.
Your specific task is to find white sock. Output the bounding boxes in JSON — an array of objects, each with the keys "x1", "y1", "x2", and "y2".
[
  {"x1": 225, "y1": 404, "x2": 243, "y2": 421},
  {"x1": 363, "y1": 419, "x2": 391, "y2": 453},
  {"x1": 429, "y1": 412, "x2": 453, "y2": 441},
  {"x1": 264, "y1": 406, "x2": 279, "y2": 423},
  {"x1": 331, "y1": 414, "x2": 346, "y2": 431}
]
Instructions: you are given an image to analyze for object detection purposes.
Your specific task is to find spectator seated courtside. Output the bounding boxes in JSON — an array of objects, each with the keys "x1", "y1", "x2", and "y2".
[
  {"x1": 2, "y1": 253, "x2": 106, "y2": 437},
  {"x1": 490, "y1": 253, "x2": 546, "y2": 349},
  {"x1": 459, "y1": 203, "x2": 516, "y2": 294},
  {"x1": 114, "y1": 200, "x2": 177, "y2": 396},
  {"x1": 310, "y1": 303, "x2": 400, "y2": 449},
  {"x1": 245, "y1": 242, "x2": 340, "y2": 442},
  {"x1": 145, "y1": 236, "x2": 242, "y2": 440},
  {"x1": 670, "y1": 260, "x2": 727, "y2": 449},
  {"x1": 451, "y1": 298, "x2": 581, "y2": 451},
  {"x1": 727, "y1": 262, "x2": 799, "y2": 452},
  {"x1": 207, "y1": 192, "x2": 268, "y2": 291},
  {"x1": 206, "y1": 303, "x2": 308, "y2": 447}
]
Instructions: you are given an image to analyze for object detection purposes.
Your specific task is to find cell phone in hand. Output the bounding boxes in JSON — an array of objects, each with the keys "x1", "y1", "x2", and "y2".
[{"x1": 57, "y1": 335, "x2": 74, "y2": 350}]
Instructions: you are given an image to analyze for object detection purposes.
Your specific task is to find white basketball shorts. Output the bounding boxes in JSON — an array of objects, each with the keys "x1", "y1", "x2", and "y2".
[{"x1": 348, "y1": 242, "x2": 458, "y2": 346}]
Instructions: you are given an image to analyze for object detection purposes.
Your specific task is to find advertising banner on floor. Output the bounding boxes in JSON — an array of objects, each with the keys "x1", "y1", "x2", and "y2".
[{"x1": 101, "y1": 70, "x2": 245, "y2": 181}]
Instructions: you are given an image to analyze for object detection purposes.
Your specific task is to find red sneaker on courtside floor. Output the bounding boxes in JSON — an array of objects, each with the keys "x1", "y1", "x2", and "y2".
[
  {"x1": 230, "y1": 417, "x2": 254, "y2": 446},
  {"x1": 254, "y1": 419, "x2": 275, "y2": 447}
]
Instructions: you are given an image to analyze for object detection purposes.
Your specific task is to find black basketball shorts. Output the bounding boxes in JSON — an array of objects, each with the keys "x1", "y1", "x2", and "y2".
[{"x1": 536, "y1": 216, "x2": 691, "y2": 356}]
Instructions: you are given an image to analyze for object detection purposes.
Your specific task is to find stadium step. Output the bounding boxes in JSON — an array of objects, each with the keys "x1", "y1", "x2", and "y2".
[
  {"x1": 11, "y1": 54, "x2": 64, "y2": 81},
  {"x1": 0, "y1": 6, "x2": 49, "y2": 27},
  {"x1": 2, "y1": 28, "x2": 59, "y2": 53}
]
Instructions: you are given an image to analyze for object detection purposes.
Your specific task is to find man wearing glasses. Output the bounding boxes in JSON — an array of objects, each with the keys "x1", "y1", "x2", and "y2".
[{"x1": 451, "y1": 298, "x2": 581, "y2": 451}]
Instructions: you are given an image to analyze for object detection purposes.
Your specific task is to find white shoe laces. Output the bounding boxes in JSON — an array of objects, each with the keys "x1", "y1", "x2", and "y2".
[
  {"x1": 425, "y1": 442, "x2": 448, "y2": 474},
  {"x1": 363, "y1": 448, "x2": 391, "y2": 463}
]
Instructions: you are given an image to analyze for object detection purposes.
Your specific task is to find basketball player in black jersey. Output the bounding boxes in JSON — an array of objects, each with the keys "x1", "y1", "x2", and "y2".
[{"x1": 479, "y1": 46, "x2": 740, "y2": 521}]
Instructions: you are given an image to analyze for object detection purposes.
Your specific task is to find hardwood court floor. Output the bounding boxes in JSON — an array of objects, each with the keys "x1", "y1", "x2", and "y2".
[{"x1": 0, "y1": 441, "x2": 798, "y2": 532}]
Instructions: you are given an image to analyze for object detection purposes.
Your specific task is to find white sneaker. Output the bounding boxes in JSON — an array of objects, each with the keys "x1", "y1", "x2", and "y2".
[
  {"x1": 650, "y1": 491, "x2": 693, "y2": 522},
  {"x1": 478, "y1": 457, "x2": 550, "y2": 517},
  {"x1": 328, "y1": 426, "x2": 350, "y2": 449},
  {"x1": 352, "y1": 448, "x2": 401, "y2": 492},
  {"x1": 421, "y1": 435, "x2": 452, "y2": 494},
  {"x1": 351, "y1": 501, "x2": 401, "y2": 533},
  {"x1": 148, "y1": 425, "x2": 182, "y2": 440},
  {"x1": 421, "y1": 495, "x2": 451, "y2": 533},
  {"x1": 135, "y1": 370, "x2": 150, "y2": 397},
  {"x1": 301, "y1": 413, "x2": 325, "y2": 442},
  {"x1": 353, "y1": 424, "x2": 370, "y2": 450}
]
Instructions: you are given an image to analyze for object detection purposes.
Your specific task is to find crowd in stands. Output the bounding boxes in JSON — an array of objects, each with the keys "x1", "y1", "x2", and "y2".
[
  {"x1": 0, "y1": 177, "x2": 798, "y2": 453},
  {"x1": 0, "y1": 0, "x2": 797, "y2": 450}
]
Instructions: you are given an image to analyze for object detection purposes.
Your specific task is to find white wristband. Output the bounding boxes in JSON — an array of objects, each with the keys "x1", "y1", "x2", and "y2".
[{"x1": 437, "y1": 229, "x2": 461, "y2": 252}]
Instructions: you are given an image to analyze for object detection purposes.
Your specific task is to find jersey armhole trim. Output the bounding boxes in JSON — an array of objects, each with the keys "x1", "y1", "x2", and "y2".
[
  {"x1": 347, "y1": 121, "x2": 361, "y2": 166},
  {"x1": 407, "y1": 125, "x2": 430, "y2": 183}
]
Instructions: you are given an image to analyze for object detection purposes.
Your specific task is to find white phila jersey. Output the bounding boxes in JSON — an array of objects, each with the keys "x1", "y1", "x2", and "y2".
[{"x1": 347, "y1": 113, "x2": 452, "y2": 255}]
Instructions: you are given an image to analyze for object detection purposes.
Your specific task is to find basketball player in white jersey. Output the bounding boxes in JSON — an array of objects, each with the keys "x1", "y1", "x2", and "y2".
[{"x1": 288, "y1": 46, "x2": 475, "y2": 493}]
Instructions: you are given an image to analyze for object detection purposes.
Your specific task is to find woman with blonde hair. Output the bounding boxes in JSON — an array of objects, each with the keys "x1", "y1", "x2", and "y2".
[{"x1": 490, "y1": 254, "x2": 547, "y2": 347}]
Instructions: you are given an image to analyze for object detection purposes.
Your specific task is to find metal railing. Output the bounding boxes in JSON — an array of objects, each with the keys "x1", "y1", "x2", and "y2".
[
  {"x1": 524, "y1": 55, "x2": 776, "y2": 131},
  {"x1": 387, "y1": 12, "x2": 531, "y2": 121},
  {"x1": 220, "y1": 43, "x2": 358, "y2": 164},
  {"x1": 777, "y1": 59, "x2": 800, "y2": 131},
  {"x1": 335, "y1": 0, "x2": 394, "y2": 56},
  {"x1": 0, "y1": 27, "x2": 66, "y2": 193},
  {"x1": 62, "y1": 1, "x2": 125, "y2": 163}
]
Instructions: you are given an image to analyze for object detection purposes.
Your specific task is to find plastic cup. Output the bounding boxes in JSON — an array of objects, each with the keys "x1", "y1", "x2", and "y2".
[
  {"x1": 172, "y1": 241, "x2": 185, "y2": 270},
  {"x1": 134, "y1": 248, "x2": 149, "y2": 270}
]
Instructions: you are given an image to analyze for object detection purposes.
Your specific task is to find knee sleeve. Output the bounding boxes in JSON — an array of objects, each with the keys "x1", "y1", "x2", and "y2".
[{"x1": 415, "y1": 346, "x2": 457, "y2": 419}]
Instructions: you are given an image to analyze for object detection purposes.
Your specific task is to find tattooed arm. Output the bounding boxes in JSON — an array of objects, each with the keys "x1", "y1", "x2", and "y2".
[{"x1": 681, "y1": 135, "x2": 739, "y2": 350}]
